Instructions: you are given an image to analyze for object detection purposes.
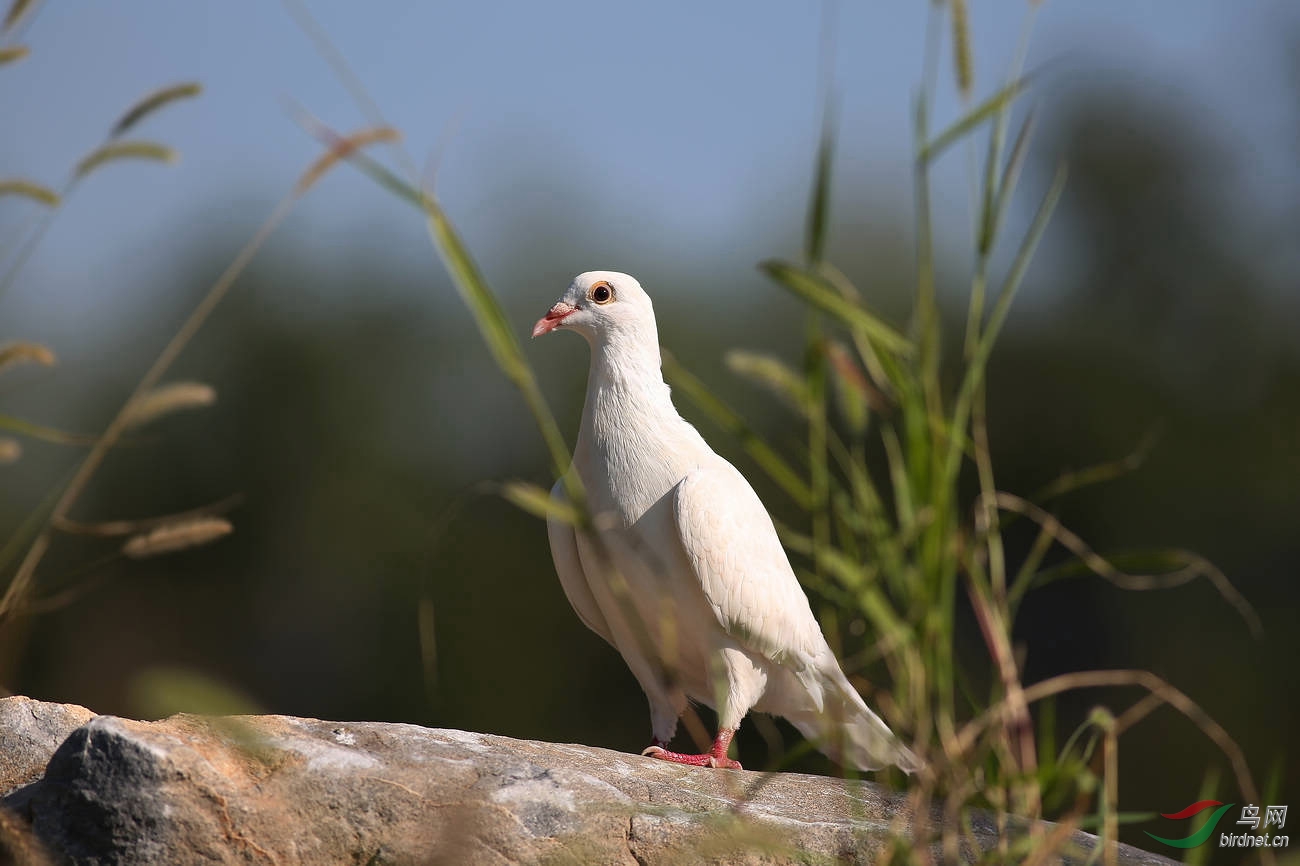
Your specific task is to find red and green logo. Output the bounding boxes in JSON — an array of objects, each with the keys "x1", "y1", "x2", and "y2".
[{"x1": 1145, "y1": 800, "x2": 1236, "y2": 849}]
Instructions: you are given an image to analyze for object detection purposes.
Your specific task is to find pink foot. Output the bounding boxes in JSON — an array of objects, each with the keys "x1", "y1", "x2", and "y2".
[{"x1": 640, "y1": 729, "x2": 743, "y2": 770}]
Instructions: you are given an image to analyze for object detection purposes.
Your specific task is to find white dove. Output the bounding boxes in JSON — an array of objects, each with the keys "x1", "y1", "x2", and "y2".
[{"x1": 532, "y1": 271, "x2": 920, "y2": 773}]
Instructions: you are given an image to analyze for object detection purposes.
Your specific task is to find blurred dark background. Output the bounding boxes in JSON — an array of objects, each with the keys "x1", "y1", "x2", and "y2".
[{"x1": 1, "y1": 1, "x2": 1297, "y2": 857}]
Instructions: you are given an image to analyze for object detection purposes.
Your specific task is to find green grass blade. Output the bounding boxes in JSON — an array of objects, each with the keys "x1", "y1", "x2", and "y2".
[
  {"x1": 1073, "y1": 813, "x2": 1160, "y2": 830},
  {"x1": 426, "y1": 212, "x2": 524, "y2": 381},
  {"x1": 724, "y1": 349, "x2": 811, "y2": 417},
  {"x1": 976, "y1": 163, "x2": 1066, "y2": 360},
  {"x1": 984, "y1": 110, "x2": 1037, "y2": 258},
  {"x1": 823, "y1": 339, "x2": 876, "y2": 436},
  {"x1": 500, "y1": 480, "x2": 581, "y2": 526},
  {"x1": 760, "y1": 260, "x2": 912, "y2": 355},
  {"x1": 942, "y1": 163, "x2": 1067, "y2": 497},
  {"x1": 292, "y1": 116, "x2": 580, "y2": 502},
  {"x1": 968, "y1": 109, "x2": 1034, "y2": 356},
  {"x1": 663, "y1": 352, "x2": 814, "y2": 508},
  {"x1": 917, "y1": 74, "x2": 1034, "y2": 166},
  {"x1": 805, "y1": 110, "x2": 835, "y2": 264},
  {"x1": 1031, "y1": 430, "x2": 1157, "y2": 503},
  {"x1": 0, "y1": 473, "x2": 67, "y2": 594},
  {"x1": 1007, "y1": 523, "x2": 1057, "y2": 610},
  {"x1": 312, "y1": 134, "x2": 423, "y2": 207},
  {"x1": 819, "y1": 265, "x2": 911, "y2": 401},
  {"x1": 826, "y1": 433, "x2": 905, "y2": 585},
  {"x1": 805, "y1": 331, "x2": 831, "y2": 576},
  {"x1": 969, "y1": 66, "x2": 1031, "y2": 358},
  {"x1": 424, "y1": 208, "x2": 575, "y2": 492},
  {"x1": 778, "y1": 522, "x2": 870, "y2": 591},
  {"x1": 1182, "y1": 767, "x2": 1222, "y2": 866},
  {"x1": 0, "y1": 413, "x2": 96, "y2": 445},
  {"x1": 856, "y1": 584, "x2": 911, "y2": 650},
  {"x1": 1025, "y1": 549, "x2": 1210, "y2": 589},
  {"x1": 880, "y1": 424, "x2": 916, "y2": 535},
  {"x1": 910, "y1": 89, "x2": 941, "y2": 522}
]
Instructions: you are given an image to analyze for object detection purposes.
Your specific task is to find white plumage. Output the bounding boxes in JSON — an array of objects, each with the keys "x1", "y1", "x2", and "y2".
[{"x1": 533, "y1": 271, "x2": 920, "y2": 773}]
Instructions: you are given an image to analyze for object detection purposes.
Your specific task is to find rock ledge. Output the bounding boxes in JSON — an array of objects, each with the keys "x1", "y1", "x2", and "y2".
[{"x1": 0, "y1": 696, "x2": 1171, "y2": 865}]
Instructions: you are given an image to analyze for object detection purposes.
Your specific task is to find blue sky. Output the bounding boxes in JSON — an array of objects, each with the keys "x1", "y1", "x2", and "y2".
[{"x1": 2, "y1": 1, "x2": 1297, "y2": 347}]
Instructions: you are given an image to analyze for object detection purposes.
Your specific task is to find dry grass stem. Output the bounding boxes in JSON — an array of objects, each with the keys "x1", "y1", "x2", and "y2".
[
  {"x1": 958, "y1": 669, "x2": 1261, "y2": 808},
  {"x1": 0, "y1": 187, "x2": 299, "y2": 626},
  {"x1": 52, "y1": 494, "x2": 242, "y2": 538},
  {"x1": 989, "y1": 491, "x2": 1262, "y2": 635},
  {"x1": 296, "y1": 126, "x2": 401, "y2": 194}
]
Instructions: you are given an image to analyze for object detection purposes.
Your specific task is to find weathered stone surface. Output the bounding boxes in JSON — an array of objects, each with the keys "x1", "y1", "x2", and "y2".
[
  {"x1": 0, "y1": 698, "x2": 95, "y2": 798},
  {"x1": 0, "y1": 696, "x2": 1174, "y2": 865}
]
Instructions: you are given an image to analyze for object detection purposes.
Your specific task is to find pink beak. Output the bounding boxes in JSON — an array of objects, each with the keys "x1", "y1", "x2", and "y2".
[{"x1": 532, "y1": 302, "x2": 577, "y2": 337}]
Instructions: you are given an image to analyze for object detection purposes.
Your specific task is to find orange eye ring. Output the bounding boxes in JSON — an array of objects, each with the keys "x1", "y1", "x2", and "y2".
[{"x1": 590, "y1": 281, "x2": 614, "y2": 304}]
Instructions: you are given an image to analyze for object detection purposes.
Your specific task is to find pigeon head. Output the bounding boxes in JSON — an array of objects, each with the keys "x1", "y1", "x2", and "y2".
[{"x1": 531, "y1": 271, "x2": 656, "y2": 343}]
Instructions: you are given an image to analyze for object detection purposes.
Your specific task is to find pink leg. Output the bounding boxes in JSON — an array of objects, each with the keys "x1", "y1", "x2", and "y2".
[{"x1": 641, "y1": 728, "x2": 742, "y2": 770}]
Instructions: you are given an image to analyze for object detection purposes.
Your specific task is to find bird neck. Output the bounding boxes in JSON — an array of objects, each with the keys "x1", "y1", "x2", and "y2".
[
  {"x1": 588, "y1": 334, "x2": 672, "y2": 403},
  {"x1": 579, "y1": 335, "x2": 680, "y2": 443},
  {"x1": 574, "y1": 333, "x2": 709, "y2": 520}
]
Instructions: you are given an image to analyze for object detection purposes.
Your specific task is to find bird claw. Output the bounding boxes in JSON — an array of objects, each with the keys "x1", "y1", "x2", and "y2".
[{"x1": 639, "y1": 744, "x2": 742, "y2": 770}]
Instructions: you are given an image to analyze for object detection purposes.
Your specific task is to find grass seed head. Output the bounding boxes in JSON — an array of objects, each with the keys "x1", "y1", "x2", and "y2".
[
  {"x1": 0, "y1": 437, "x2": 21, "y2": 464},
  {"x1": 123, "y1": 382, "x2": 217, "y2": 429},
  {"x1": 122, "y1": 517, "x2": 233, "y2": 559},
  {"x1": 950, "y1": 0, "x2": 973, "y2": 100},
  {"x1": 0, "y1": 341, "x2": 57, "y2": 374}
]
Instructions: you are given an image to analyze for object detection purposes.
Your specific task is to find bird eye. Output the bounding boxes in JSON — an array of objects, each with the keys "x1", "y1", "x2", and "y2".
[{"x1": 590, "y1": 282, "x2": 613, "y2": 304}]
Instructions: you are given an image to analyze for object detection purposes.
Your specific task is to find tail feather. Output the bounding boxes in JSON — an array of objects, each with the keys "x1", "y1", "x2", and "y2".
[{"x1": 786, "y1": 668, "x2": 923, "y2": 774}]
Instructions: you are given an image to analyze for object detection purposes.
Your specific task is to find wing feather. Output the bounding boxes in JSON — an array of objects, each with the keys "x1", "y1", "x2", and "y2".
[
  {"x1": 547, "y1": 479, "x2": 615, "y2": 647},
  {"x1": 671, "y1": 465, "x2": 828, "y2": 685}
]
